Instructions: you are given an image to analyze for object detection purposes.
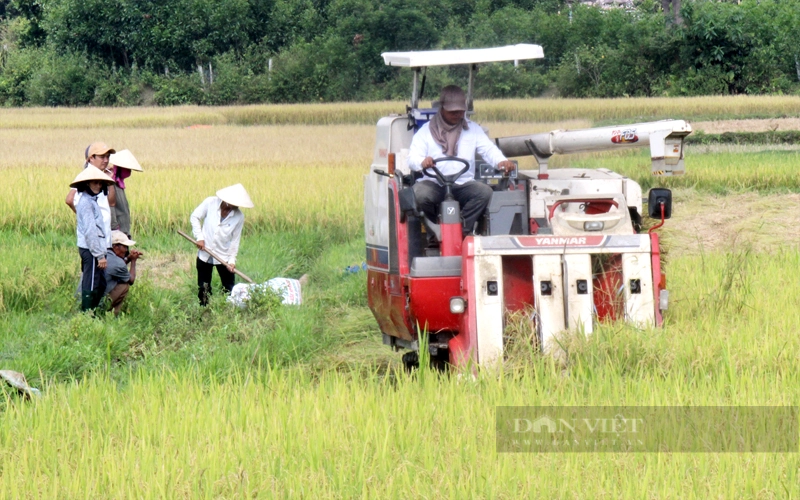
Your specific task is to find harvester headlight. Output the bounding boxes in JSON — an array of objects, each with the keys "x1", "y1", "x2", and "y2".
[
  {"x1": 659, "y1": 289, "x2": 669, "y2": 311},
  {"x1": 584, "y1": 221, "x2": 605, "y2": 231},
  {"x1": 450, "y1": 297, "x2": 467, "y2": 314}
]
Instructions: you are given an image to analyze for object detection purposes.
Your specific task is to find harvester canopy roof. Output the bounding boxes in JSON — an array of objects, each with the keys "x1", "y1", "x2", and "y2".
[{"x1": 382, "y1": 44, "x2": 544, "y2": 68}]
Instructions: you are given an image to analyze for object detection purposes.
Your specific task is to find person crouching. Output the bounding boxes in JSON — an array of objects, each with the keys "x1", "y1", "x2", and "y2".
[
  {"x1": 70, "y1": 168, "x2": 115, "y2": 312},
  {"x1": 190, "y1": 183, "x2": 254, "y2": 306},
  {"x1": 104, "y1": 231, "x2": 142, "y2": 315}
]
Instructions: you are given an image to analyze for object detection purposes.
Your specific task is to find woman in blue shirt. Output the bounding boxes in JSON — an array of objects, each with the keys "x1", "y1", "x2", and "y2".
[{"x1": 70, "y1": 168, "x2": 115, "y2": 312}]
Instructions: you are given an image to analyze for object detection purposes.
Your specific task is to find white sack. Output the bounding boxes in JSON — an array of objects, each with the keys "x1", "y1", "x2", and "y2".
[{"x1": 227, "y1": 278, "x2": 303, "y2": 308}]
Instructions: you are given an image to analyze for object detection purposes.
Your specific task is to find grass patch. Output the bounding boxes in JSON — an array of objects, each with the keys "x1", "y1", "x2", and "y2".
[
  {"x1": 687, "y1": 130, "x2": 800, "y2": 145},
  {"x1": 0, "y1": 227, "x2": 370, "y2": 384}
]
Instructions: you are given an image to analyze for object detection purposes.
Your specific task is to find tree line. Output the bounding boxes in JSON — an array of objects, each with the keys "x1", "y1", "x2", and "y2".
[{"x1": 0, "y1": 0, "x2": 797, "y2": 106}]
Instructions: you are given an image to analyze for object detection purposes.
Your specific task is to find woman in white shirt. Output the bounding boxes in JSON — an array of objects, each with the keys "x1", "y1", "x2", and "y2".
[{"x1": 190, "y1": 183, "x2": 254, "y2": 306}]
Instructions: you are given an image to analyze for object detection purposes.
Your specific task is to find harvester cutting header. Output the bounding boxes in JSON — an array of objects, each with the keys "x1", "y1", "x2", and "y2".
[{"x1": 365, "y1": 44, "x2": 692, "y2": 369}]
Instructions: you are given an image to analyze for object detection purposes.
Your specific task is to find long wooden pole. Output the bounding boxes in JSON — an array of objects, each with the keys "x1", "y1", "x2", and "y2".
[{"x1": 177, "y1": 230, "x2": 255, "y2": 284}]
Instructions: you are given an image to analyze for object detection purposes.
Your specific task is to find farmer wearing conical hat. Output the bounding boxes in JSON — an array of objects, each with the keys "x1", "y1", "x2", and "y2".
[
  {"x1": 70, "y1": 167, "x2": 116, "y2": 312},
  {"x1": 66, "y1": 142, "x2": 117, "y2": 249},
  {"x1": 190, "y1": 184, "x2": 254, "y2": 306},
  {"x1": 108, "y1": 149, "x2": 143, "y2": 238}
]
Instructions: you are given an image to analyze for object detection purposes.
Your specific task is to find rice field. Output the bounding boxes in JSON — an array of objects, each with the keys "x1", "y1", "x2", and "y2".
[
  {"x1": 2, "y1": 360, "x2": 799, "y2": 498},
  {"x1": 4, "y1": 119, "x2": 800, "y2": 235},
  {"x1": 0, "y1": 94, "x2": 799, "y2": 130},
  {"x1": 0, "y1": 100, "x2": 799, "y2": 498}
]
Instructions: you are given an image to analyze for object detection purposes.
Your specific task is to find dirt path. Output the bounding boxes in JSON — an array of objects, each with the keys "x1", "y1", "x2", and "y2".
[
  {"x1": 143, "y1": 252, "x2": 192, "y2": 290},
  {"x1": 692, "y1": 118, "x2": 800, "y2": 134},
  {"x1": 663, "y1": 191, "x2": 800, "y2": 254}
]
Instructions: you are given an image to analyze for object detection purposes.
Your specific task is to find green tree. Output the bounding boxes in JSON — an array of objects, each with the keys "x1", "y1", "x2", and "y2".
[
  {"x1": 3, "y1": 0, "x2": 47, "y2": 46},
  {"x1": 41, "y1": 0, "x2": 258, "y2": 70},
  {"x1": 678, "y1": 0, "x2": 780, "y2": 94},
  {"x1": 261, "y1": 0, "x2": 321, "y2": 53}
]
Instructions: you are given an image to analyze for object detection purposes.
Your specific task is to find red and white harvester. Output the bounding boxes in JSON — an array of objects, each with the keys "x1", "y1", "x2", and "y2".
[{"x1": 364, "y1": 45, "x2": 691, "y2": 369}]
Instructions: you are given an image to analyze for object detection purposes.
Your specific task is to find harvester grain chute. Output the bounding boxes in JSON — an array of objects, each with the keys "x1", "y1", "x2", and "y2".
[{"x1": 364, "y1": 44, "x2": 692, "y2": 369}]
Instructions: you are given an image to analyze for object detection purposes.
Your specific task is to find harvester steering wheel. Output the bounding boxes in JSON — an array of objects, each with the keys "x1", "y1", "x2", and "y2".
[{"x1": 423, "y1": 156, "x2": 471, "y2": 200}]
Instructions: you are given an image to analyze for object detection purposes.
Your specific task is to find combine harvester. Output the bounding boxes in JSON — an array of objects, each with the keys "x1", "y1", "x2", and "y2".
[{"x1": 364, "y1": 44, "x2": 691, "y2": 369}]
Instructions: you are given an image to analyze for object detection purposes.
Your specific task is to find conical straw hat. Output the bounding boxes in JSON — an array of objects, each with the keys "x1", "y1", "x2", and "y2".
[
  {"x1": 109, "y1": 149, "x2": 143, "y2": 172},
  {"x1": 216, "y1": 184, "x2": 254, "y2": 208},
  {"x1": 70, "y1": 167, "x2": 115, "y2": 188},
  {"x1": 0, "y1": 370, "x2": 40, "y2": 397}
]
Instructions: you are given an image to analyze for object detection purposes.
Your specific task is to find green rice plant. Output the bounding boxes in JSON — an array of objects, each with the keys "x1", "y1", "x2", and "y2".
[
  {"x1": 4, "y1": 136, "x2": 798, "y2": 237},
  {"x1": 564, "y1": 147, "x2": 800, "y2": 193},
  {"x1": 0, "y1": 123, "x2": 376, "y2": 235},
  {"x1": 0, "y1": 163, "x2": 366, "y2": 236},
  {"x1": 502, "y1": 307, "x2": 541, "y2": 370},
  {"x1": 0, "y1": 361, "x2": 797, "y2": 498},
  {"x1": 0, "y1": 231, "x2": 76, "y2": 313}
]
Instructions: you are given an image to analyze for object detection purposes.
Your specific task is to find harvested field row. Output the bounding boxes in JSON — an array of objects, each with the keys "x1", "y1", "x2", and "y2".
[
  {"x1": 692, "y1": 117, "x2": 800, "y2": 133},
  {"x1": 1, "y1": 95, "x2": 798, "y2": 128}
]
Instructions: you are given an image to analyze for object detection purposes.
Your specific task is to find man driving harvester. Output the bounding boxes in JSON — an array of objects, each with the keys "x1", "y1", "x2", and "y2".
[{"x1": 408, "y1": 85, "x2": 515, "y2": 238}]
